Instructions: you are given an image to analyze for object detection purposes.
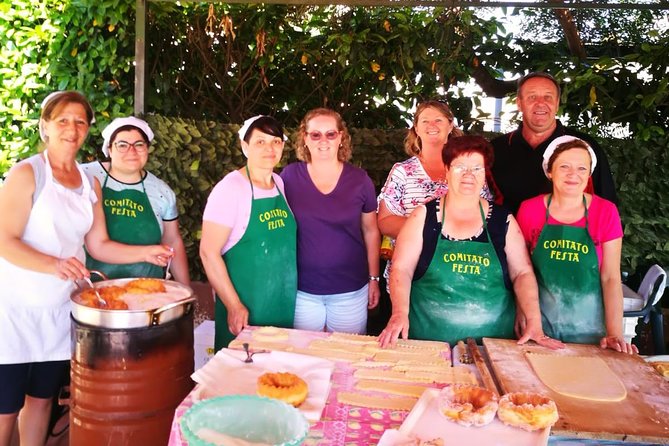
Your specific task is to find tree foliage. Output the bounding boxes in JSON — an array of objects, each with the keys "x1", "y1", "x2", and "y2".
[
  {"x1": 0, "y1": 0, "x2": 55, "y2": 173},
  {"x1": 0, "y1": 0, "x2": 136, "y2": 175},
  {"x1": 146, "y1": 4, "x2": 498, "y2": 128}
]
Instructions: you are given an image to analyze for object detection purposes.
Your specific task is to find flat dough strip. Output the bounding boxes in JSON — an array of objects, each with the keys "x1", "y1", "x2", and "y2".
[
  {"x1": 396, "y1": 338, "x2": 450, "y2": 351},
  {"x1": 228, "y1": 339, "x2": 293, "y2": 352},
  {"x1": 373, "y1": 349, "x2": 442, "y2": 362},
  {"x1": 352, "y1": 361, "x2": 396, "y2": 369},
  {"x1": 329, "y1": 332, "x2": 378, "y2": 344},
  {"x1": 293, "y1": 346, "x2": 370, "y2": 362},
  {"x1": 392, "y1": 363, "x2": 450, "y2": 374},
  {"x1": 526, "y1": 352, "x2": 627, "y2": 402},
  {"x1": 328, "y1": 333, "x2": 448, "y2": 352},
  {"x1": 354, "y1": 366, "x2": 476, "y2": 384},
  {"x1": 309, "y1": 339, "x2": 369, "y2": 353},
  {"x1": 355, "y1": 379, "x2": 431, "y2": 398},
  {"x1": 337, "y1": 391, "x2": 417, "y2": 411}
]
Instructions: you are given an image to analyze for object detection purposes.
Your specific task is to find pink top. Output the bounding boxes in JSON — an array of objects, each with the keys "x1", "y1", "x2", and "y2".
[
  {"x1": 516, "y1": 194, "x2": 623, "y2": 268},
  {"x1": 202, "y1": 170, "x2": 286, "y2": 254}
]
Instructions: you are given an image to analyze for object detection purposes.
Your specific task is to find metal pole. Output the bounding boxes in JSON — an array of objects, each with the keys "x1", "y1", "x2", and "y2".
[{"x1": 134, "y1": 0, "x2": 147, "y2": 116}]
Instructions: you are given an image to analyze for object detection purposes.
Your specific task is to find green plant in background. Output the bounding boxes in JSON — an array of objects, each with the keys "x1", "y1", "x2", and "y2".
[
  {"x1": 0, "y1": 0, "x2": 136, "y2": 177},
  {"x1": 0, "y1": 0, "x2": 54, "y2": 174}
]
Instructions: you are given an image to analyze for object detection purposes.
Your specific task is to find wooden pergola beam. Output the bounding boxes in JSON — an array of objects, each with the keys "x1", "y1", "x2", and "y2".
[{"x1": 151, "y1": 0, "x2": 669, "y2": 8}]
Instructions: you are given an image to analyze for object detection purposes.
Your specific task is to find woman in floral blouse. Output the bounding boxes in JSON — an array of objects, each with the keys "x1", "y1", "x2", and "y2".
[{"x1": 377, "y1": 100, "x2": 462, "y2": 285}]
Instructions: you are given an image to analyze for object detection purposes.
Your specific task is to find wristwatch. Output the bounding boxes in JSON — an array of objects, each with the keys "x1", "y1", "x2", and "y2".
[{"x1": 369, "y1": 275, "x2": 380, "y2": 282}]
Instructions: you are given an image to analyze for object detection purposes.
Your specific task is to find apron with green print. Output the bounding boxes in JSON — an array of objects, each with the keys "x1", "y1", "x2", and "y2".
[
  {"x1": 409, "y1": 203, "x2": 516, "y2": 345},
  {"x1": 214, "y1": 172, "x2": 297, "y2": 350},
  {"x1": 86, "y1": 175, "x2": 163, "y2": 279},
  {"x1": 531, "y1": 195, "x2": 605, "y2": 344}
]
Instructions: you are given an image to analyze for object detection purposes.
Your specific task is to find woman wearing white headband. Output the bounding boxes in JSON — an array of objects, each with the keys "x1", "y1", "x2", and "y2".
[
  {"x1": 516, "y1": 135, "x2": 635, "y2": 354},
  {"x1": 200, "y1": 115, "x2": 297, "y2": 350},
  {"x1": 82, "y1": 116, "x2": 190, "y2": 285},
  {"x1": 0, "y1": 92, "x2": 172, "y2": 446}
]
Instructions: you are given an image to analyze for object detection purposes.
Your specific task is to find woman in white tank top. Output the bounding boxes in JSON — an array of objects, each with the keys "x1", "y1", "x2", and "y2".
[{"x1": 0, "y1": 91, "x2": 173, "y2": 446}]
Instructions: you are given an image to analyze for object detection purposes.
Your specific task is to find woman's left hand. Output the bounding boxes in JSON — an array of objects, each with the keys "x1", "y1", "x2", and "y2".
[
  {"x1": 600, "y1": 336, "x2": 638, "y2": 354},
  {"x1": 514, "y1": 312, "x2": 527, "y2": 339},
  {"x1": 367, "y1": 280, "x2": 380, "y2": 309}
]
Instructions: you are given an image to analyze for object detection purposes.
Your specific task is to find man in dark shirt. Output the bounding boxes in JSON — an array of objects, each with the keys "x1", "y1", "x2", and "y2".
[{"x1": 491, "y1": 72, "x2": 617, "y2": 214}]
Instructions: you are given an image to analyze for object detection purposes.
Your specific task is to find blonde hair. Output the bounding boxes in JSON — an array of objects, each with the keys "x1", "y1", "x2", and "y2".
[
  {"x1": 404, "y1": 100, "x2": 463, "y2": 156},
  {"x1": 296, "y1": 108, "x2": 352, "y2": 163}
]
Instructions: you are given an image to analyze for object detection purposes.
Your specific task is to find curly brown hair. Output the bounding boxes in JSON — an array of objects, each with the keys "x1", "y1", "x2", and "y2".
[
  {"x1": 296, "y1": 108, "x2": 352, "y2": 163},
  {"x1": 404, "y1": 100, "x2": 464, "y2": 157}
]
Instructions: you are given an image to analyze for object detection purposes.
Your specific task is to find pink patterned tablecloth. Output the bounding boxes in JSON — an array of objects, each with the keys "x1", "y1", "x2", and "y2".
[{"x1": 168, "y1": 327, "x2": 447, "y2": 445}]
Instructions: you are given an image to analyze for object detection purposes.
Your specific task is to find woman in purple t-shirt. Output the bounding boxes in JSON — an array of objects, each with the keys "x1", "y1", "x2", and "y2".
[{"x1": 280, "y1": 108, "x2": 380, "y2": 334}]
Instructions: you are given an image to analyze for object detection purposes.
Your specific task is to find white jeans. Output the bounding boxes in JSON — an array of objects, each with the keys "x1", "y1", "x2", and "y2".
[{"x1": 293, "y1": 284, "x2": 369, "y2": 334}]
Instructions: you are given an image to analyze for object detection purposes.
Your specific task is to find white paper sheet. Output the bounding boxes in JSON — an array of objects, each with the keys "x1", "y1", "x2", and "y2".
[{"x1": 191, "y1": 348, "x2": 334, "y2": 422}]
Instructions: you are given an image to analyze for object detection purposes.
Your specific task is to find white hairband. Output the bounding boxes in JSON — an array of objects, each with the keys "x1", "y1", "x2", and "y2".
[
  {"x1": 542, "y1": 135, "x2": 597, "y2": 177},
  {"x1": 101, "y1": 116, "x2": 154, "y2": 157},
  {"x1": 238, "y1": 115, "x2": 286, "y2": 158}
]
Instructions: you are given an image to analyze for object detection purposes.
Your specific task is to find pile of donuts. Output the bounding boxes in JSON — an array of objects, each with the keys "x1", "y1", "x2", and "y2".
[
  {"x1": 439, "y1": 384, "x2": 559, "y2": 431},
  {"x1": 79, "y1": 278, "x2": 166, "y2": 309}
]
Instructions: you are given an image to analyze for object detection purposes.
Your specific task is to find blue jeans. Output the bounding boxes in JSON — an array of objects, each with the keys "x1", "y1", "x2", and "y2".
[{"x1": 293, "y1": 284, "x2": 369, "y2": 334}]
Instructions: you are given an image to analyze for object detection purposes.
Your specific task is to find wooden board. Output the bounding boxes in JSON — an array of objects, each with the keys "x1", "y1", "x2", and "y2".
[{"x1": 482, "y1": 338, "x2": 669, "y2": 444}]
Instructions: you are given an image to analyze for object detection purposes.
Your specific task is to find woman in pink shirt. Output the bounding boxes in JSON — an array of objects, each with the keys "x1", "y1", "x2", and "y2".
[{"x1": 516, "y1": 136, "x2": 635, "y2": 353}]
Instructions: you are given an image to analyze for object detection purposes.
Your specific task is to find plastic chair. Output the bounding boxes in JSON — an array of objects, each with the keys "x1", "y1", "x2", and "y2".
[{"x1": 623, "y1": 264, "x2": 667, "y2": 354}]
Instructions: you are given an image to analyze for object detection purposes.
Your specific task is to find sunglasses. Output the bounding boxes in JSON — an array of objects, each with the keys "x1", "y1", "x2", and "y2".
[{"x1": 306, "y1": 130, "x2": 340, "y2": 141}]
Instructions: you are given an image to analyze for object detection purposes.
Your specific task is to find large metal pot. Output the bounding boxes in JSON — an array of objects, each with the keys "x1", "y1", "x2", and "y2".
[{"x1": 70, "y1": 278, "x2": 196, "y2": 329}]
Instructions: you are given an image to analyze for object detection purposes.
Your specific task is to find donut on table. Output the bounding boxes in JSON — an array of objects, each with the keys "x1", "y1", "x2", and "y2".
[
  {"x1": 438, "y1": 384, "x2": 498, "y2": 427},
  {"x1": 497, "y1": 392, "x2": 559, "y2": 431},
  {"x1": 257, "y1": 372, "x2": 308, "y2": 407}
]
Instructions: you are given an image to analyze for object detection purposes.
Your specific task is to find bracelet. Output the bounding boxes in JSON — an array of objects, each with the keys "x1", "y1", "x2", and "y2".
[{"x1": 369, "y1": 275, "x2": 380, "y2": 282}]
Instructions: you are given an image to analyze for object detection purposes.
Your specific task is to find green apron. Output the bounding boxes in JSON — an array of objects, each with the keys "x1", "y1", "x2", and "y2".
[
  {"x1": 531, "y1": 195, "x2": 605, "y2": 344},
  {"x1": 409, "y1": 201, "x2": 516, "y2": 345},
  {"x1": 86, "y1": 174, "x2": 164, "y2": 279},
  {"x1": 214, "y1": 169, "x2": 297, "y2": 350}
]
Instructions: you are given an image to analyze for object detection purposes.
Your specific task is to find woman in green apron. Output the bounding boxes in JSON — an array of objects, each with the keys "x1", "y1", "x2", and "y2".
[
  {"x1": 83, "y1": 117, "x2": 191, "y2": 285},
  {"x1": 379, "y1": 135, "x2": 563, "y2": 349},
  {"x1": 516, "y1": 136, "x2": 637, "y2": 354},
  {"x1": 200, "y1": 115, "x2": 297, "y2": 350}
]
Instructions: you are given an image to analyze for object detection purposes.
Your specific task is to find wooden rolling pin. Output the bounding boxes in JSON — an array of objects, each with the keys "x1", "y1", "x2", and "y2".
[{"x1": 466, "y1": 337, "x2": 500, "y2": 397}]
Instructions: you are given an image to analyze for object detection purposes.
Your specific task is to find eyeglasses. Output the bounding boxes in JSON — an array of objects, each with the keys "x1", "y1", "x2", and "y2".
[
  {"x1": 451, "y1": 165, "x2": 485, "y2": 175},
  {"x1": 114, "y1": 140, "x2": 148, "y2": 153},
  {"x1": 306, "y1": 130, "x2": 340, "y2": 141}
]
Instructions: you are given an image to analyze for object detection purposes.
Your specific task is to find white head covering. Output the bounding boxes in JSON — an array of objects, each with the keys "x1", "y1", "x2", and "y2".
[
  {"x1": 39, "y1": 91, "x2": 95, "y2": 142},
  {"x1": 542, "y1": 135, "x2": 597, "y2": 177},
  {"x1": 237, "y1": 115, "x2": 287, "y2": 158},
  {"x1": 101, "y1": 116, "x2": 154, "y2": 157},
  {"x1": 238, "y1": 115, "x2": 265, "y2": 144}
]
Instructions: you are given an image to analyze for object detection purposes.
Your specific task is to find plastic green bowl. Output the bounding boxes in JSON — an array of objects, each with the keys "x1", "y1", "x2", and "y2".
[{"x1": 180, "y1": 395, "x2": 309, "y2": 446}]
